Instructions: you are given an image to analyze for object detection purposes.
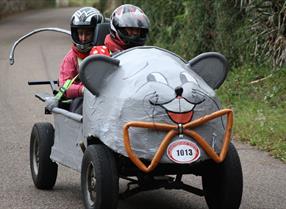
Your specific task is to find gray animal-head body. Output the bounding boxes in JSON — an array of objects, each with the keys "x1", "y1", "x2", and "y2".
[{"x1": 81, "y1": 46, "x2": 229, "y2": 163}]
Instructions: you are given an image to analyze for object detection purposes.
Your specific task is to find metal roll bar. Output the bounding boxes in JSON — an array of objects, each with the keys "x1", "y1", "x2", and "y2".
[{"x1": 9, "y1": 27, "x2": 70, "y2": 65}]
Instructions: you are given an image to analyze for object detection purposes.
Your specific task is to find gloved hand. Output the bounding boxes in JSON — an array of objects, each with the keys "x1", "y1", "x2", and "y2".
[{"x1": 45, "y1": 96, "x2": 59, "y2": 111}]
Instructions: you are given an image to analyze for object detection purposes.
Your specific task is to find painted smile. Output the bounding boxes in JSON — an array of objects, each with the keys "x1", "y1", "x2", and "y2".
[
  {"x1": 167, "y1": 110, "x2": 194, "y2": 124},
  {"x1": 150, "y1": 97, "x2": 196, "y2": 124}
]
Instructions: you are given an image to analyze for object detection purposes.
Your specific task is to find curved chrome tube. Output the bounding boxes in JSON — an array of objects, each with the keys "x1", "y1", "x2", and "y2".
[{"x1": 9, "y1": 27, "x2": 71, "y2": 65}]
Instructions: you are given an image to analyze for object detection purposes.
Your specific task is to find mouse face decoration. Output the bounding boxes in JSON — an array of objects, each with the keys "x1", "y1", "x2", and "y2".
[
  {"x1": 138, "y1": 71, "x2": 206, "y2": 124},
  {"x1": 80, "y1": 46, "x2": 229, "y2": 162}
]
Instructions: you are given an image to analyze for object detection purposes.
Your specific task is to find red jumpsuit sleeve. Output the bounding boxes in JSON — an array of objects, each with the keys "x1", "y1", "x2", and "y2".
[{"x1": 59, "y1": 50, "x2": 83, "y2": 98}]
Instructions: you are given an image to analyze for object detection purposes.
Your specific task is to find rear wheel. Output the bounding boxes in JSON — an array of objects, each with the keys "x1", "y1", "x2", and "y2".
[
  {"x1": 202, "y1": 143, "x2": 243, "y2": 209},
  {"x1": 81, "y1": 144, "x2": 119, "y2": 209},
  {"x1": 30, "y1": 122, "x2": 58, "y2": 189}
]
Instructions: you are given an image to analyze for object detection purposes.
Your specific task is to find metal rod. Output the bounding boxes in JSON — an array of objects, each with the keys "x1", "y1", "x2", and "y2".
[
  {"x1": 28, "y1": 80, "x2": 59, "y2": 95},
  {"x1": 28, "y1": 80, "x2": 58, "y2": 85},
  {"x1": 9, "y1": 28, "x2": 71, "y2": 65}
]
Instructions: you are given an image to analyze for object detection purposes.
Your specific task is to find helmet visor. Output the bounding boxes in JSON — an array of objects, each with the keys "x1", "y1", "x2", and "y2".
[
  {"x1": 71, "y1": 27, "x2": 94, "y2": 45},
  {"x1": 118, "y1": 27, "x2": 148, "y2": 46},
  {"x1": 113, "y1": 14, "x2": 150, "y2": 29},
  {"x1": 77, "y1": 28, "x2": 94, "y2": 44},
  {"x1": 119, "y1": 27, "x2": 147, "y2": 38}
]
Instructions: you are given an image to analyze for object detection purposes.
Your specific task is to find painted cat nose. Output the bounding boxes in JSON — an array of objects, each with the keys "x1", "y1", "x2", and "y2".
[{"x1": 175, "y1": 86, "x2": 183, "y2": 97}]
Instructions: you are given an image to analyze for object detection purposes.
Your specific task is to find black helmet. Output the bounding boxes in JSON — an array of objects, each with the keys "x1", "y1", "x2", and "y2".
[
  {"x1": 71, "y1": 7, "x2": 104, "y2": 53},
  {"x1": 110, "y1": 4, "x2": 150, "y2": 48}
]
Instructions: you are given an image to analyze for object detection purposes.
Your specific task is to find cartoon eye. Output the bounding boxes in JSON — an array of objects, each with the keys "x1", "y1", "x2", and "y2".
[
  {"x1": 180, "y1": 72, "x2": 198, "y2": 84},
  {"x1": 147, "y1": 72, "x2": 168, "y2": 85}
]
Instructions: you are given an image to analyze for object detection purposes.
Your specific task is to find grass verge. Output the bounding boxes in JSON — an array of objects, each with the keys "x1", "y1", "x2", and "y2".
[{"x1": 217, "y1": 66, "x2": 286, "y2": 162}]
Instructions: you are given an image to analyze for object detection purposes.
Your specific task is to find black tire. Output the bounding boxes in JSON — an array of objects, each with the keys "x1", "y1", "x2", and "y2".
[
  {"x1": 81, "y1": 144, "x2": 119, "y2": 209},
  {"x1": 202, "y1": 143, "x2": 243, "y2": 209},
  {"x1": 30, "y1": 122, "x2": 58, "y2": 190}
]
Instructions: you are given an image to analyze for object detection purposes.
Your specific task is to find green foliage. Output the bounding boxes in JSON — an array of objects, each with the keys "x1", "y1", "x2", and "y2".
[
  {"x1": 122, "y1": 0, "x2": 187, "y2": 54},
  {"x1": 122, "y1": 0, "x2": 286, "y2": 68},
  {"x1": 69, "y1": 0, "x2": 98, "y2": 6},
  {"x1": 122, "y1": 0, "x2": 251, "y2": 67},
  {"x1": 245, "y1": 0, "x2": 286, "y2": 67},
  {"x1": 26, "y1": 0, "x2": 56, "y2": 9},
  {"x1": 217, "y1": 66, "x2": 286, "y2": 161},
  {"x1": 213, "y1": 1, "x2": 251, "y2": 66}
]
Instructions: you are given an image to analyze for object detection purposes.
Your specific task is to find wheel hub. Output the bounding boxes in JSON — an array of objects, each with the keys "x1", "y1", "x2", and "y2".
[
  {"x1": 33, "y1": 139, "x2": 39, "y2": 175},
  {"x1": 86, "y1": 162, "x2": 96, "y2": 206},
  {"x1": 90, "y1": 177, "x2": 96, "y2": 190}
]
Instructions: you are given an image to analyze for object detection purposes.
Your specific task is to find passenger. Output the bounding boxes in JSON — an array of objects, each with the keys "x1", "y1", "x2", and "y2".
[
  {"x1": 58, "y1": 7, "x2": 104, "y2": 113},
  {"x1": 90, "y1": 4, "x2": 150, "y2": 56}
]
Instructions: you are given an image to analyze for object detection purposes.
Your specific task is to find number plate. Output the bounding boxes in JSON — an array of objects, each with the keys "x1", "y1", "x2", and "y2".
[{"x1": 167, "y1": 139, "x2": 200, "y2": 164}]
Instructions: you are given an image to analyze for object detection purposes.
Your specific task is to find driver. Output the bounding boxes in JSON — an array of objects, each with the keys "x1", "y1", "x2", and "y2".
[
  {"x1": 58, "y1": 7, "x2": 104, "y2": 113},
  {"x1": 90, "y1": 4, "x2": 150, "y2": 56}
]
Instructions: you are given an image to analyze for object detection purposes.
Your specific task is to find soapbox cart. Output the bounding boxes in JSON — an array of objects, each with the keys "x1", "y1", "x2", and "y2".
[{"x1": 9, "y1": 24, "x2": 243, "y2": 209}]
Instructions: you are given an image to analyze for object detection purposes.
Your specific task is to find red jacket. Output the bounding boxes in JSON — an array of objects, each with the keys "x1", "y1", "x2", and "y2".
[
  {"x1": 59, "y1": 46, "x2": 87, "y2": 98},
  {"x1": 59, "y1": 35, "x2": 123, "y2": 98}
]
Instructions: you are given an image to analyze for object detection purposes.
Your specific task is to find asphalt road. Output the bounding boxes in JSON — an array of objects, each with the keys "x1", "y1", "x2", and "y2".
[{"x1": 0, "y1": 7, "x2": 285, "y2": 209}]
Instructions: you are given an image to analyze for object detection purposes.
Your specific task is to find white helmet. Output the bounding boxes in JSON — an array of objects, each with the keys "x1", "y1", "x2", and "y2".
[
  {"x1": 71, "y1": 7, "x2": 104, "y2": 53},
  {"x1": 110, "y1": 4, "x2": 150, "y2": 48}
]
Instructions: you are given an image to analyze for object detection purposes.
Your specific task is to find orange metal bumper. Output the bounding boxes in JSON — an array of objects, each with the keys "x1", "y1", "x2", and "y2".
[{"x1": 123, "y1": 109, "x2": 233, "y2": 173}]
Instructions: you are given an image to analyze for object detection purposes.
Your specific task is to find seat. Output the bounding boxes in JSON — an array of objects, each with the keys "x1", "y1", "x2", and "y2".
[{"x1": 93, "y1": 22, "x2": 110, "y2": 46}]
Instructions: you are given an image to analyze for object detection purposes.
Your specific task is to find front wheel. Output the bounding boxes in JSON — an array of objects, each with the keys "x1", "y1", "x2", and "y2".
[
  {"x1": 81, "y1": 144, "x2": 119, "y2": 209},
  {"x1": 30, "y1": 122, "x2": 58, "y2": 190},
  {"x1": 202, "y1": 143, "x2": 243, "y2": 209}
]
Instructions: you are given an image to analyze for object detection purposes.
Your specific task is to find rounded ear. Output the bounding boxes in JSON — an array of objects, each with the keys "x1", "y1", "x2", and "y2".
[
  {"x1": 188, "y1": 52, "x2": 229, "y2": 89},
  {"x1": 79, "y1": 55, "x2": 120, "y2": 96}
]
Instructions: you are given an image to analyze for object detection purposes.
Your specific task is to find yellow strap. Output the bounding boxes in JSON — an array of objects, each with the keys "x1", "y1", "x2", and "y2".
[
  {"x1": 55, "y1": 56, "x2": 83, "y2": 100},
  {"x1": 55, "y1": 74, "x2": 79, "y2": 100}
]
